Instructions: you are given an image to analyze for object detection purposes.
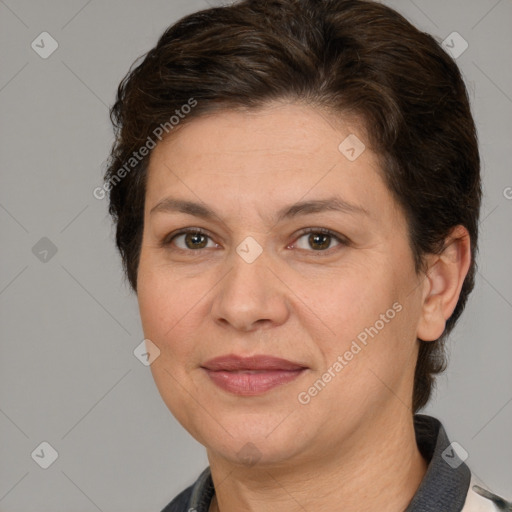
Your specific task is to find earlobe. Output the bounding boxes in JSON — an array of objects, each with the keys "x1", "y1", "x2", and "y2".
[{"x1": 416, "y1": 225, "x2": 472, "y2": 342}]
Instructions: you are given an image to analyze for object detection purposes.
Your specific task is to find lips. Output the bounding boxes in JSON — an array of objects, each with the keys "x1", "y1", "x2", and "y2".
[
  {"x1": 202, "y1": 354, "x2": 307, "y2": 371},
  {"x1": 201, "y1": 354, "x2": 308, "y2": 395}
]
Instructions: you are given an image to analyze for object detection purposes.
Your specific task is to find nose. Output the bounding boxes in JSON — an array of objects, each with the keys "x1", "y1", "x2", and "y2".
[{"x1": 210, "y1": 244, "x2": 290, "y2": 332}]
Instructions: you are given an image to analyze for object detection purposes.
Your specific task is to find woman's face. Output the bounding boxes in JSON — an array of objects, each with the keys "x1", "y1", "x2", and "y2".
[{"x1": 137, "y1": 102, "x2": 427, "y2": 467}]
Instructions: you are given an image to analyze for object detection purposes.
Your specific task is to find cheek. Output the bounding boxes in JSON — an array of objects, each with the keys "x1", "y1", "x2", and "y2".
[
  {"x1": 137, "y1": 271, "x2": 206, "y2": 430},
  {"x1": 312, "y1": 269, "x2": 397, "y2": 339},
  {"x1": 137, "y1": 267, "x2": 181, "y2": 353},
  {"x1": 311, "y1": 264, "x2": 415, "y2": 380},
  {"x1": 136, "y1": 265, "x2": 213, "y2": 371}
]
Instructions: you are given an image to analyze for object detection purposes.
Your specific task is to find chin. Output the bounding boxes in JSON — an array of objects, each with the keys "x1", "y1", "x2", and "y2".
[
  {"x1": 207, "y1": 436, "x2": 302, "y2": 468},
  {"x1": 193, "y1": 415, "x2": 309, "y2": 466}
]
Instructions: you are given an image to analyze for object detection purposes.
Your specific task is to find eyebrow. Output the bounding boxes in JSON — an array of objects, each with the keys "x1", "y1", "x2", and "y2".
[{"x1": 150, "y1": 196, "x2": 369, "y2": 223}]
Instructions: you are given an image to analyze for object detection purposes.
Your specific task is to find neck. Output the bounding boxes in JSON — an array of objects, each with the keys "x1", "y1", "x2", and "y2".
[{"x1": 207, "y1": 412, "x2": 427, "y2": 512}]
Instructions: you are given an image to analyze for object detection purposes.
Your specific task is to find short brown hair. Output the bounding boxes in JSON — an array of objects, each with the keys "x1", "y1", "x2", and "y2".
[{"x1": 104, "y1": 0, "x2": 481, "y2": 412}]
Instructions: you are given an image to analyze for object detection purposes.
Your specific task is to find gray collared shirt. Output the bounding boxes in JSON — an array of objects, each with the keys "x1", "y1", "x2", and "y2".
[{"x1": 161, "y1": 414, "x2": 511, "y2": 511}]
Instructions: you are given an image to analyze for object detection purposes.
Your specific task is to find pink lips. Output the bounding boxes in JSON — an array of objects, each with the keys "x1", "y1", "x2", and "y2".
[{"x1": 201, "y1": 354, "x2": 307, "y2": 395}]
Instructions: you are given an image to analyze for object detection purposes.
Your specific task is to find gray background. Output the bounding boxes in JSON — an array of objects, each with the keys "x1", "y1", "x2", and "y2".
[{"x1": 0, "y1": 0, "x2": 511, "y2": 510}]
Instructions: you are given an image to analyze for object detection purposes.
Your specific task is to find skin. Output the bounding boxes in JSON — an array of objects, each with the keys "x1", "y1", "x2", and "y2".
[{"x1": 137, "y1": 102, "x2": 471, "y2": 512}]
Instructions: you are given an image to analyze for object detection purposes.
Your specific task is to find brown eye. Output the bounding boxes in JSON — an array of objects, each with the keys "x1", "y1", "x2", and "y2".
[
  {"x1": 292, "y1": 228, "x2": 348, "y2": 253},
  {"x1": 307, "y1": 232, "x2": 331, "y2": 250},
  {"x1": 183, "y1": 231, "x2": 209, "y2": 249},
  {"x1": 164, "y1": 229, "x2": 215, "y2": 251}
]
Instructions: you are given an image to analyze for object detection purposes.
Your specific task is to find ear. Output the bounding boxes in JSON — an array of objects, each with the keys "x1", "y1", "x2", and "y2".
[{"x1": 416, "y1": 225, "x2": 472, "y2": 342}]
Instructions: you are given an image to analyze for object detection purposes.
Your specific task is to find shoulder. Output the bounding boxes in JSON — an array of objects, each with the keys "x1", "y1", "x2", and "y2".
[
  {"x1": 461, "y1": 475, "x2": 512, "y2": 511},
  {"x1": 160, "y1": 466, "x2": 214, "y2": 512},
  {"x1": 160, "y1": 483, "x2": 194, "y2": 512}
]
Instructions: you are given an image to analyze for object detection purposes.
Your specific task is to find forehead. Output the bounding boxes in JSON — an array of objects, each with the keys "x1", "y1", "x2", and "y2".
[
  {"x1": 144, "y1": 102, "x2": 399, "y2": 224},
  {"x1": 152, "y1": 103, "x2": 362, "y2": 158}
]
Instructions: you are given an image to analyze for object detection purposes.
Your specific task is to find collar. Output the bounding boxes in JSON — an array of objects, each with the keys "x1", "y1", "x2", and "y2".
[
  {"x1": 405, "y1": 414, "x2": 471, "y2": 510},
  {"x1": 185, "y1": 414, "x2": 471, "y2": 512}
]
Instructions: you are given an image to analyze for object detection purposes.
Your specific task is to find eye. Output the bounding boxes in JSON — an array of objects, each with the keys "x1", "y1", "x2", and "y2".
[
  {"x1": 291, "y1": 228, "x2": 348, "y2": 253},
  {"x1": 161, "y1": 227, "x2": 349, "y2": 254},
  {"x1": 162, "y1": 228, "x2": 218, "y2": 251}
]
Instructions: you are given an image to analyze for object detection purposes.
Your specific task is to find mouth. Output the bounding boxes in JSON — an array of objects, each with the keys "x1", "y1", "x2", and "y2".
[{"x1": 201, "y1": 354, "x2": 308, "y2": 395}]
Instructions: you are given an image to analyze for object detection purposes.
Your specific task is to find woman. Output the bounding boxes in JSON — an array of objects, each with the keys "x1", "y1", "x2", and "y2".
[{"x1": 103, "y1": 0, "x2": 511, "y2": 510}]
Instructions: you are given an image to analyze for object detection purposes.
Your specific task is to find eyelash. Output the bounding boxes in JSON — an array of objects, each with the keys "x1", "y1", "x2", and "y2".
[{"x1": 161, "y1": 227, "x2": 349, "y2": 255}]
